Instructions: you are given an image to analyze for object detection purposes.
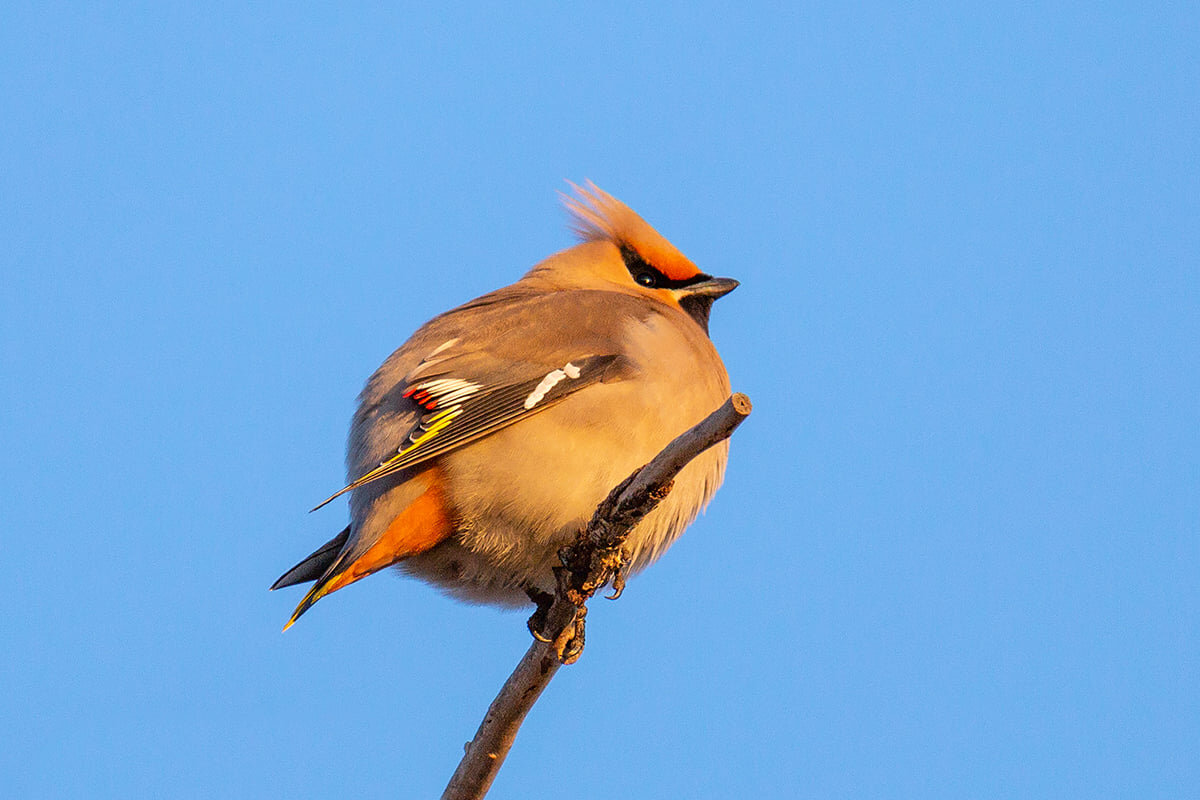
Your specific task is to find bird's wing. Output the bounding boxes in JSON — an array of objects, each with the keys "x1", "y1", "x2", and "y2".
[{"x1": 311, "y1": 351, "x2": 629, "y2": 510}]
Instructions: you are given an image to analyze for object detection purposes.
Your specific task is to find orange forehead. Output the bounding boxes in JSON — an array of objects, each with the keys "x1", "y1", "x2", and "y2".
[{"x1": 562, "y1": 180, "x2": 701, "y2": 281}]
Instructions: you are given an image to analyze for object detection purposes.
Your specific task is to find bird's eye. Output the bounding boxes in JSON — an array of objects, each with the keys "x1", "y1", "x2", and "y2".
[{"x1": 636, "y1": 272, "x2": 658, "y2": 288}]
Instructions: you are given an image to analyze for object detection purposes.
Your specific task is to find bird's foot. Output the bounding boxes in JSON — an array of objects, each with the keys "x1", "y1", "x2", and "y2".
[
  {"x1": 557, "y1": 606, "x2": 586, "y2": 664},
  {"x1": 525, "y1": 587, "x2": 555, "y2": 642},
  {"x1": 604, "y1": 545, "x2": 632, "y2": 600},
  {"x1": 526, "y1": 584, "x2": 586, "y2": 663},
  {"x1": 580, "y1": 544, "x2": 631, "y2": 600}
]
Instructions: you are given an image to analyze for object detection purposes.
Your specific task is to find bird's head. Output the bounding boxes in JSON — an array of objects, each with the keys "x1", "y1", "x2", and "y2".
[{"x1": 526, "y1": 181, "x2": 738, "y2": 333}]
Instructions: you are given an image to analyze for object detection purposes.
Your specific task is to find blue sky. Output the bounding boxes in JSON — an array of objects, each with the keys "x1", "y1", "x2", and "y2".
[{"x1": 2, "y1": 3, "x2": 1196, "y2": 798}]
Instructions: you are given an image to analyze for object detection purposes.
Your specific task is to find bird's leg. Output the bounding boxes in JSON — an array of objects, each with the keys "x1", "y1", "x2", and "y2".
[{"x1": 524, "y1": 586, "x2": 555, "y2": 642}]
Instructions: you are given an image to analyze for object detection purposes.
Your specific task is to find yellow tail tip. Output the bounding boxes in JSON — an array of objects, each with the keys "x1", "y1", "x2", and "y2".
[
  {"x1": 281, "y1": 601, "x2": 311, "y2": 632},
  {"x1": 280, "y1": 577, "x2": 334, "y2": 632}
]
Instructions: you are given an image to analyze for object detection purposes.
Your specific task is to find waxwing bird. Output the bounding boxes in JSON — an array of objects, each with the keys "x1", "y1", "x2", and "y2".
[{"x1": 272, "y1": 182, "x2": 738, "y2": 630}]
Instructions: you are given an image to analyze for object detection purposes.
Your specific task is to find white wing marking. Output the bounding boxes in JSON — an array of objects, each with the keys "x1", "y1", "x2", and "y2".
[{"x1": 523, "y1": 362, "x2": 582, "y2": 410}]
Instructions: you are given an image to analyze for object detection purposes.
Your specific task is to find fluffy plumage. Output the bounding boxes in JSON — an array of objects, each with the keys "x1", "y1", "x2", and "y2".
[{"x1": 274, "y1": 182, "x2": 737, "y2": 628}]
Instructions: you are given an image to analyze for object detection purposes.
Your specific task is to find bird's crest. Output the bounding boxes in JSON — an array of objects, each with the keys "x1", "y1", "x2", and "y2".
[{"x1": 561, "y1": 180, "x2": 700, "y2": 282}]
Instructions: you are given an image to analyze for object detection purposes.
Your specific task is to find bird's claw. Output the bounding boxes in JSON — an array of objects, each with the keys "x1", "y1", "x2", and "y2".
[
  {"x1": 606, "y1": 554, "x2": 629, "y2": 600},
  {"x1": 600, "y1": 545, "x2": 631, "y2": 600},
  {"x1": 525, "y1": 587, "x2": 555, "y2": 642},
  {"x1": 556, "y1": 607, "x2": 586, "y2": 664}
]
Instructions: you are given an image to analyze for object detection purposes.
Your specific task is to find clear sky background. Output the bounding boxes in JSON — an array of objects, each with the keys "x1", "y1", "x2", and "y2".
[{"x1": 2, "y1": 4, "x2": 1196, "y2": 798}]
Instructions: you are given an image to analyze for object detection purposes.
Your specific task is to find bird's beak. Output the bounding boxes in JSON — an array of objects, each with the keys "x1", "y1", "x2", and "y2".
[{"x1": 678, "y1": 275, "x2": 739, "y2": 299}]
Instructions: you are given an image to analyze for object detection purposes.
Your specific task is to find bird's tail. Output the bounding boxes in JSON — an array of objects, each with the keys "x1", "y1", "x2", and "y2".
[
  {"x1": 274, "y1": 474, "x2": 455, "y2": 630},
  {"x1": 270, "y1": 526, "x2": 349, "y2": 591}
]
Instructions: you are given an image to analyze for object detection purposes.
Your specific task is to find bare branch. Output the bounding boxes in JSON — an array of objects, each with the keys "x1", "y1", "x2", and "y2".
[{"x1": 442, "y1": 393, "x2": 752, "y2": 800}]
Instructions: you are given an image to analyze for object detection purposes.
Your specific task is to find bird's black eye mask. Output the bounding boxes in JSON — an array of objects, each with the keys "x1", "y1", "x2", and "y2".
[
  {"x1": 619, "y1": 245, "x2": 713, "y2": 291},
  {"x1": 619, "y1": 245, "x2": 718, "y2": 334}
]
